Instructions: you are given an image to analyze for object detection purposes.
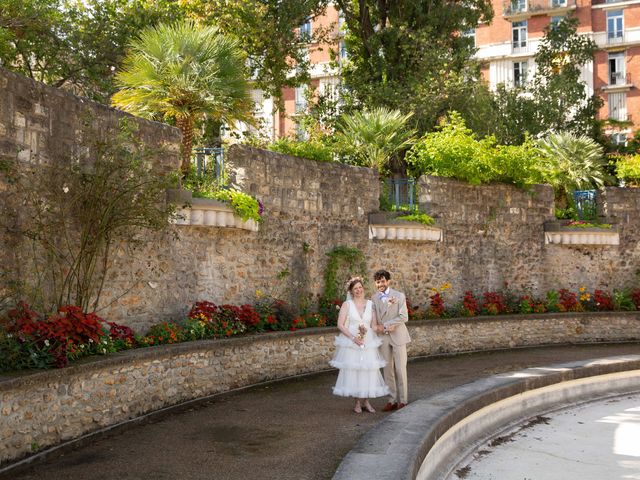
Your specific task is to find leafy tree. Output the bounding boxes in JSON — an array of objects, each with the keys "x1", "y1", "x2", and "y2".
[
  {"x1": 112, "y1": 21, "x2": 254, "y2": 173},
  {"x1": 333, "y1": 0, "x2": 493, "y2": 134},
  {"x1": 186, "y1": 0, "x2": 330, "y2": 108},
  {"x1": 0, "y1": 0, "x2": 183, "y2": 102},
  {"x1": 335, "y1": 107, "x2": 416, "y2": 173},
  {"x1": 490, "y1": 15, "x2": 603, "y2": 144}
]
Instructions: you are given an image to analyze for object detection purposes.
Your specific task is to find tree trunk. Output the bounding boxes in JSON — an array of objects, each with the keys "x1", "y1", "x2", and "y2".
[{"x1": 176, "y1": 116, "x2": 194, "y2": 174}]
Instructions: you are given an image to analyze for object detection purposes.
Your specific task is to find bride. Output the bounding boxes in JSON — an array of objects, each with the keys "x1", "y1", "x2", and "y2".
[{"x1": 330, "y1": 276, "x2": 389, "y2": 413}]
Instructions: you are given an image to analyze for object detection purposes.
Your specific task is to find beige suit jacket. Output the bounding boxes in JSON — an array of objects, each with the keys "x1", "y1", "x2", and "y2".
[{"x1": 372, "y1": 288, "x2": 411, "y2": 346}]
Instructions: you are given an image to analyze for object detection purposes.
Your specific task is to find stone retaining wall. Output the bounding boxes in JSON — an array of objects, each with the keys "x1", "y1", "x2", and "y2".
[
  {"x1": 3, "y1": 69, "x2": 640, "y2": 332},
  {"x1": 1, "y1": 312, "x2": 639, "y2": 467}
]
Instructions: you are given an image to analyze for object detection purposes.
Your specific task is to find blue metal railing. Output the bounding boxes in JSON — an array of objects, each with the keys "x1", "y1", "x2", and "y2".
[
  {"x1": 193, "y1": 147, "x2": 224, "y2": 185},
  {"x1": 386, "y1": 178, "x2": 416, "y2": 211},
  {"x1": 573, "y1": 190, "x2": 597, "y2": 220}
]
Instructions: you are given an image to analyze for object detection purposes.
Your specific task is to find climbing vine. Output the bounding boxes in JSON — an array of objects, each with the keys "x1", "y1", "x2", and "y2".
[{"x1": 320, "y1": 246, "x2": 368, "y2": 325}]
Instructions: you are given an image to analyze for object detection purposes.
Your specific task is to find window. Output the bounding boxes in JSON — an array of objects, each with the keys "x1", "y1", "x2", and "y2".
[
  {"x1": 339, "y1": 40, "x2": 348, "y2": 60},
  {"x1": 462, "y1": 28, "x2": 476, "y2": 48},
  {"x1": 295, "y1": 86, "x2": 307, "y2": 113},
  {"x1": 608, "y1": 92, "x2": 627, "y2": 121},
  {"x1": 295, "y1": 122, "x2": 308, "y2": 141},
  {"x1": 611, "y1": 132, "x2": 628, "y2": 147},
  {"x1": 510, "y1": 0, "x2": 527, "y2": 13},
  {"x1": 512, "y1": 21, "x2": 528, "y2": 52},
  {"x1": 608, "y1": 52, "x2": 625, "y2": 85},
  {"x1": 550, "y1": 16, "x2": 564, "y2": 29},
  {"x1": 551, "y1": 0, "x2": 567, "y2": 7},
  {"x1": 299, "y1": 18, "x2": 312, "y2": 40},
  {"x1": 514, "y1": 61, "x2": 528, "y2": 86},
  {"x1": 607, "y1": 10, "x2": 623, "y2": 44}
]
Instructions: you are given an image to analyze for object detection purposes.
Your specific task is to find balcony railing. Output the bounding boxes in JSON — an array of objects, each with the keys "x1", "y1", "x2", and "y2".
[
  {"x1": 192, "y1": 147, "x2": 224, "y2": 186},
  {"x1": 503, "y1": 0, "x2": 576, "y2": 17},
  {"x1": 607, "y1": 31, "x2": 625, "y2": 45},
  {"x1": 512, "y1": 41, "x2": 529, "y2": 54},
  {"x1": 386, "y1": 178, "x2": 416, "y2": 211}
]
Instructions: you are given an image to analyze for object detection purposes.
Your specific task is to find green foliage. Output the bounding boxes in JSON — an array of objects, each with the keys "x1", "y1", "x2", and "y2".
[
  {"x1": 396, "y1": 212, "x2": 435, "y2": 226},
  {"x1": 616, "y1": 154, "x2": 640, "y2": 186},
  {"x1": 537, "y1": 133, "x2": 613, "y2": 208},
  {"x1": 562, "y1": 220, "x2": 611, "y2": 229},
  {"x1": 406, "y1": 113, "x2": 544, "y2": 187},
  {"x1": 209, "y1": 189, "x2": 263, "y2": 223},
  {"x1": 335, "y1": 107, "x2": 416, "y2": 173},
  {"x1": 489, "y1": 15, "x2": 603, "y2": 144},
  {"x1": 334, "y1": 0, "x2": 493, "y2": 135},
  {"x1": 186, "y1": 0, "x2": 329, "y2": 109},
  {"x1": 0, "y1": 0, "x2": 182, "y2": 102},
  {"x1": 267, "y1": 137, "x2": 335, "y2": 163},
  {"x1": 1, "y1": 119, "x2": 175, "y2": 313},
  {"x1": 112, "y1": 20, "x2": 254, "y2": 172},
  {"x1": 320, "y1": 246, "x2": 367, "y2": 325}
]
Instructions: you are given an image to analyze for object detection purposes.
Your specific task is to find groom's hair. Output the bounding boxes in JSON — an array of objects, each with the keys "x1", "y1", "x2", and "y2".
[{"x1": 374, "y1": 269, "x2": 391, "y2": 281}]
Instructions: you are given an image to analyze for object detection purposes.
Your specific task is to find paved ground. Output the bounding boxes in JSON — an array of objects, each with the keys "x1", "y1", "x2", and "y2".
[
  {"x1": 6, "y1": 343, "x2": 640, "y2": 480},
  {"x1": 451, "y1": 392, "x2": 640, "y2": 479}
]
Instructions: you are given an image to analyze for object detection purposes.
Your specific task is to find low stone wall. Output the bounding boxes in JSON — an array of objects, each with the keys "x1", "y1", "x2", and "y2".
[{"x1": 1, "y1": 312, "x2": 639, "y2": 468}]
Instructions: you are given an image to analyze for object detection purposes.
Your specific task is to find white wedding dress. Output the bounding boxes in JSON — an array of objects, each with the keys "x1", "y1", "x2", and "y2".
[{"x1": 330, "y1": 300, "x2": 390, "y2": 398}]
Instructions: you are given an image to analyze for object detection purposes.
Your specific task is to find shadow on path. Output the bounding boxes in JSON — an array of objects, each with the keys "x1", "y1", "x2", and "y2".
[{"x1": 8, "y1": 344, "x2": 640, "y2": 480}]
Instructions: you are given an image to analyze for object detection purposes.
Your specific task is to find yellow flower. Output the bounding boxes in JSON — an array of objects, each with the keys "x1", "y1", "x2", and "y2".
[
  {"x1": 442, "y1": 282, "x2": 452, "y2": 291},
  {"x1": 579, "y1": 286, "x2": 586, "y2": 293},
  {"x1": 255, "y1": 289, "x2": 263, "y2": 298}
]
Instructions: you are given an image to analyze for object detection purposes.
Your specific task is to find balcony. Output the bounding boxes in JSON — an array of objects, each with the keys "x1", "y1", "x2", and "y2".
[
  {"x1": 503, "y1": 0, "x2": 576, "y2": 19},
  {"x1": 512, "y1": 41, "x2": 530, "y2": 54}
]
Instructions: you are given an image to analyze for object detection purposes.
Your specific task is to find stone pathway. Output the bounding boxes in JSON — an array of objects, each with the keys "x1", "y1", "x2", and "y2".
[{"x1": 5, "y1": 344, "x2": 640, "y2": 480}]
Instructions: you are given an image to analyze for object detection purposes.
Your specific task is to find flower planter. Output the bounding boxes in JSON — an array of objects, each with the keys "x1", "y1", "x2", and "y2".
[
  {"x1": 368, "y1": 213, "x2": 443, "y2": 242},
  {"x1": 544, "y1": 221, "x2": 619, "y2": 246},
  {"x1": 170, "y1": 195, "x2": 259, "y2": 232}
]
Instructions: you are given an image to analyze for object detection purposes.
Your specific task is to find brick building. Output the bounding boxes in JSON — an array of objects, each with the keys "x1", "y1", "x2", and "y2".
[{"x1": 245, "y1": 0, "x2": 639, "y2": 142}]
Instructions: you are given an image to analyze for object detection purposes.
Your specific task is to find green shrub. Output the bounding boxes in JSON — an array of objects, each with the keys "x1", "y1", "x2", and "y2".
[
  {"x1": 267, "y1": 137, "x2": 335, "y2": 162},
  {"x1": 616, "y1": 154, "x2": 640, "y2": 186},
  {"x1": 210, "y1": 189, "x2": 263, "y2": 222},
  {"x1": 396, "y1": 212, "x2": 435, "y2": 225},
  {"x1": 406, "y1": 112, "x2": 543, "y2": 187}
]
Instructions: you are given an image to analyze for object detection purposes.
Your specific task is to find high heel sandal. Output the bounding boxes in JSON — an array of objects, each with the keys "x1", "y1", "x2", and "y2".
[
  {"x1": 353, "y1": 403, "x2": 362, "y2": 414},
  {"x1": 363, "y1": 402, "x2": 375, "y2": 413}
]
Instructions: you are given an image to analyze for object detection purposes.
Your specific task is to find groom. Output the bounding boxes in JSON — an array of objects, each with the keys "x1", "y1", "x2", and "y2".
[{"x1": 372, "y1": 269, "x2": 411, "y2": 411}]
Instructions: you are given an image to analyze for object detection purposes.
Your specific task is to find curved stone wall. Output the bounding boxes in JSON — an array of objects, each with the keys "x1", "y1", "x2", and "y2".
[{"x1": 1, "y1": 312, "x2": 639, "y2": 469}]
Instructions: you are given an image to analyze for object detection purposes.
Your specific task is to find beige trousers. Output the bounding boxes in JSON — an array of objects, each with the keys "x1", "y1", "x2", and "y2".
[{"x1": 379, "y1": 335, "x2": 408, "y2": 404}]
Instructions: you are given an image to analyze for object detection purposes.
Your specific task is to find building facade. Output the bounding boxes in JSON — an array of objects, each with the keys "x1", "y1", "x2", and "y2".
[
  {"x1": 246, "y1": 0, "x2": 639, "y2": 142},
  {"x1": 475, "y1": 0, "x2": 640, "y2": 142}
]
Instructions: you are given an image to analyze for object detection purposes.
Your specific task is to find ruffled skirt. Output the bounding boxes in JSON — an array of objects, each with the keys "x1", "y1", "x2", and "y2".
[{"x1": 329, "y1": 334, "x2": 390, "y2": 398}]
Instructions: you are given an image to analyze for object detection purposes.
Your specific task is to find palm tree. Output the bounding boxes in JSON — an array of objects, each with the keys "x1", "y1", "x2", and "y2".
[
  {"x1": 537, "y1": 133, "x2": 613, "y2": 210},
  {"x1": 112, "y1": 21, "x2": 254, "y2": 173},
  {"x1": 336, "y1": 107, "x2": 416, "y2": 173}
]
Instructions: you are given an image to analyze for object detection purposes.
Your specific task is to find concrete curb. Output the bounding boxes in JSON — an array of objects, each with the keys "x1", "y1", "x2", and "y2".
[{"x1": 332, "y1": 354, "x2": 640, "y2": 480}]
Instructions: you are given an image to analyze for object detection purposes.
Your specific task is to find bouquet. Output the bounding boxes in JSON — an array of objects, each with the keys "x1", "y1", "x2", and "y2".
[{"x1": 356, "y1": 324, "x2": 366, "y2": 348}]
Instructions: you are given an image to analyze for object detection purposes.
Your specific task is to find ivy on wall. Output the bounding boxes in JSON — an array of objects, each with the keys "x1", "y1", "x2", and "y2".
[{"x1": 320, "y1": 246, "x2": 368, "y2": 325}]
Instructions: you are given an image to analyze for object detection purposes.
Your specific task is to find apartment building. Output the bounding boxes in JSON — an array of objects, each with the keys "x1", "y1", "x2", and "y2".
[
  {"x1": 475, "y1": 0, "x2": 640, "y2": 142},
  {"x1": 247, "y1": 0, "x2": 639, "y2": 142}
]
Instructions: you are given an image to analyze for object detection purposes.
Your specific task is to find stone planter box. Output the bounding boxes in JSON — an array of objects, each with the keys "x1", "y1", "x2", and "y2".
[
  {"x1": 368, "y1": 212, "x2": 443, "y2": 242},
  {"x1": 168, "y1": 191, "x2": 259, "y2": 232},
  {"x1": 544, "y1": 221, "x2": 619, "y2": 246}
]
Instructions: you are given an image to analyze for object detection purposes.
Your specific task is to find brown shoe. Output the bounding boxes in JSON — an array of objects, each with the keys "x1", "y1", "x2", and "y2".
[
  {"x1": 397, "y1": 403, "x2": 407, "y2": 410},
  {"x1": 382, "y1": 402, "x2": 397, "y2": 412}
]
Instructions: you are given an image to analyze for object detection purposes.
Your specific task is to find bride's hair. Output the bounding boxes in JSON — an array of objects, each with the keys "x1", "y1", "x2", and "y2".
[{"x1": 345, "y1": 276, "x2": 364, "y2": 292}]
